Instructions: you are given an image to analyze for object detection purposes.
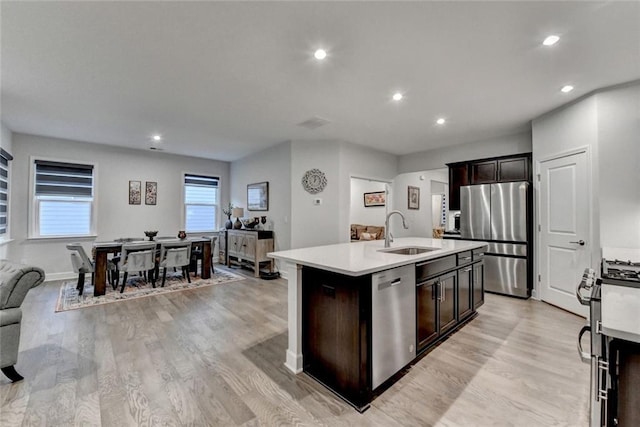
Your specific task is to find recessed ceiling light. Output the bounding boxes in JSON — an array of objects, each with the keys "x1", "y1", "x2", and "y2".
[
  {"x1": 392, "y1": 92, "x2": 403, "y2": 101},
  {"x1": 436, "y1": 118, "x2": 446, "y2": 125},
  {"x1": 314, "y1": 49, "x2": 327, "y2": 60},
  {"x1": 561, "y1": 85, "x2": 574, "y2": 93},
  {"x1": 543, "y1": 35, "x2": 560, "y2": 46},
  {"x1": 152, "y1": 134, "x2": 162, "y2": 141}
]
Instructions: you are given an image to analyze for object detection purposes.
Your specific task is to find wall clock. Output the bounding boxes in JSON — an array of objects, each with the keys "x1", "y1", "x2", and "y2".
[{"x1": 302, "y1": 168, "x2": 327, "y2": 194}]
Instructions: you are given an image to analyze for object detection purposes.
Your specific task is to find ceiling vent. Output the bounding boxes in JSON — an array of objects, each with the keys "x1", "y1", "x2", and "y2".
[
  {"x1": 297, "y1": 116, "x2": 331, "y2": 130},
  {"x1": 149, "y1": 146, "x2": 164, "y2": 151}
]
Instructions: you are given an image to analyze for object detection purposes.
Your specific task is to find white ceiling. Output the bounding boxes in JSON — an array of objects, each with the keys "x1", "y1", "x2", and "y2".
[{"x1": 2, "y1": 1, "x2": 639, "y2": 162}]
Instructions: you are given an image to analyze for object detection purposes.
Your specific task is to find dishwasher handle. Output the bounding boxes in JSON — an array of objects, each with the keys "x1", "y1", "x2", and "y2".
[{"x1": 378, "y1": 277, "x2": 402, "y2": 291}]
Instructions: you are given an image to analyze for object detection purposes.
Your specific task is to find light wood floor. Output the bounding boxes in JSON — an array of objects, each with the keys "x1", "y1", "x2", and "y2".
[{"x1": 1, "y1": 267, "x2": 590, "y2": 426}]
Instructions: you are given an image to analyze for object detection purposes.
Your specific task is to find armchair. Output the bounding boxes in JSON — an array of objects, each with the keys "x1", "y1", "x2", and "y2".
[{"x1": 0, "y1": 259, "x2": 45, "y2": 382}]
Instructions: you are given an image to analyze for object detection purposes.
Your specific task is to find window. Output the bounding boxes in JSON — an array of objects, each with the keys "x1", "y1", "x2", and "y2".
[
  {"x1": 0, "y1": 149, "x2": 13, "y2": 239},
  {"x1": 32, "y1": 159, "x2": 95, "y2": 237},
  {"x1": 184, "y1": 174, "x2": 219, "y2": 232}
]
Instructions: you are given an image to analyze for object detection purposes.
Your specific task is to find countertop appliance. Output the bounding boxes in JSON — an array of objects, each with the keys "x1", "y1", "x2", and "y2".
[
  {"x1": 577, "y1": 248, "x2": 640, "y2": 426},
  {"x1": 460, "y1": 182, "x2": 530, "y2": 297},
  {"x1": 371, "y1": 264, "x2": 415, "y2": 389}
]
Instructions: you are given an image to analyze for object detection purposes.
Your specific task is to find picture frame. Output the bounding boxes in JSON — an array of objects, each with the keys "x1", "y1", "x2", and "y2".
[
  {"x1": 145, "y1": 181, "x2": 157, "y2": 205},
  {"x1": 247, "y1": 181, "x2": 269, "y2": 211},
  {"x1": 408, "y1": 186, "x2": 420, "y2": 210},
  {"x1": 129, "y1": 180, "x2": 141, "y2": 205},
  {"x1": 364, "y1": 191, "x2": 385, "y2": 207}
]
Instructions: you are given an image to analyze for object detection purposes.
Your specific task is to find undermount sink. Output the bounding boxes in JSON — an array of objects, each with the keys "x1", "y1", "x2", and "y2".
[{"x1": 378, "y1": 246, "x2": 437, "y2": 255}]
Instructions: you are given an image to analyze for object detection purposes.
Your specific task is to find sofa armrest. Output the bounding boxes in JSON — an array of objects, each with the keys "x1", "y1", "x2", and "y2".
[{"x1": 0, "y1": 260, "x2": 46, "y2": 309}]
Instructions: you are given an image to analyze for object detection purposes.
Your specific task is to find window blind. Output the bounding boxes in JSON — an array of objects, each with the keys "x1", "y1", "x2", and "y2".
[
  {"x1": 0, "y1": 149, "x2": 12, "y2": 236},
  {"x1": 35, "y1": 160, "x2": 93, "y2": 197},
  {"x1": 184, "y1": 174, "x2": 219, "y2": 232}
]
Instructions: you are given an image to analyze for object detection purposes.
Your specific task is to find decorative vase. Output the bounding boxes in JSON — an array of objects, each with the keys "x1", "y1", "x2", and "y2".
[
  {"x1": 177, "y1": 230, "x2": 186, "y2": 239},
  {"x1": 261, "y1": 216, "x2": 267, "y2": 225},
  {"x1": 225, "y1": 216, "x2": 233, "y2": 229},
  {"x1": 233, "y1": 218, "x2": 242, "y2": 229}
]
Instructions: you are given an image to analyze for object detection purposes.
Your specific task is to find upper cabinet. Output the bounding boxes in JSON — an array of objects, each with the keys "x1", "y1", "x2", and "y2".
[
  {"x1": 497, "y1": 157, "x2": 529, "y2": 182},
  {"x1": 470, "y1": 160, "x2": 497, "y2": 184},
  {"x1": 447, "y1": 153, "x2": 531, "y2": 210},
  {"x1": 448, "y1": 163, "x2": 469, "y2": 212}
]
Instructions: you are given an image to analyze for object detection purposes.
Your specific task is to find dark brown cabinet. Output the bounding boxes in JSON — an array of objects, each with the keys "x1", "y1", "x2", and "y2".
[
  {"x1": 417, "y1": 279, "x2": 438, "y2": 349},
  {"x1": 438, "y1": 271, "x2": 457, "y2": 334},
  {"x1": 447, "y1": 153, "x2": 531, "y2": 210},
  {"x1": 473, "y1": 261, "x2": 485, "y2": 309},
  {"x1": 498, "y1": 157, "x2": 529, "y2": 182},
  {"x1": 448, "y1": 163, "x2": 469, "y2": 211},
  {"x1": 457, "y1": 264, "x2": 473, "y2": 320},
  {"x1": 416, "y1": 270, "x2": 458, "y2": 352},
  {"x1": 302, "y1": 267, "x2": 370, "y2": 408},
  {"x1": 471, "y1": 160, "x2": 497, "y2": 184}
]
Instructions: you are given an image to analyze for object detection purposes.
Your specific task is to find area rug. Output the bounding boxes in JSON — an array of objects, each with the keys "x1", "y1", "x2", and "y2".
[{"x1": 55, "y1": 269, "x2": 245, "y2": 312}]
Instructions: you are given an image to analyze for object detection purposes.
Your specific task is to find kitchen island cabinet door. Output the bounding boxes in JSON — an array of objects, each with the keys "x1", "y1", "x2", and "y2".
[
  {"x1": 458, "y1": 265, "x2": 473, "y2": 320},
  {"x1": 439, "y1": 271, "x2": 458, "y2": 334},
  {"x1": 473, "y1": 261, "x2": 485, "y2": 309},
  {"x1": 417, "y1": 279, "x2": 439, "y2": 351}
]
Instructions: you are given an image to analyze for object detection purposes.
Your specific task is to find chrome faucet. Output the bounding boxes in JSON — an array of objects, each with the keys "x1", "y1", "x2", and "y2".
[{"x1": 384, "y1": 210, "x2": 409, "y2": 248}]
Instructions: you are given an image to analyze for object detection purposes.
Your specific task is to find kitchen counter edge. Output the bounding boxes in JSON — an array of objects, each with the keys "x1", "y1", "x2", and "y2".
[{"x1": 268, "y1": 237, "x2": 488, "y2": 277}]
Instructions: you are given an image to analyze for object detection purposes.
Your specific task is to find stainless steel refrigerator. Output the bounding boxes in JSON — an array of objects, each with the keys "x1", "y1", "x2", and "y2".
[{"x1": 460, "y1": 182, "x2": 531, "y2": 298}]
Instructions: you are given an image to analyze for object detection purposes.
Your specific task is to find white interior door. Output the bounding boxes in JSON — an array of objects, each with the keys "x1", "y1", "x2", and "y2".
[{"x1": 539, "y1": 150, "x2": 590, "y2": 316}]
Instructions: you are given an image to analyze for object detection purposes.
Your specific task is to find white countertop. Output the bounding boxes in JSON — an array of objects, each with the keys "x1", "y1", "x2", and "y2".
[
  {"x1": 268, "y1": 237, "x2": 487, "y2": 276},
  {"x1": 601, "y1": 283, "x2": 640, "y2": 344}
]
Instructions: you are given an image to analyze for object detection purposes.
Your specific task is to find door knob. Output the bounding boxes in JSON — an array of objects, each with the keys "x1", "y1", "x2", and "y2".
[{"x1": 570, "y1": 240, "x2": 585, "y2": 246}]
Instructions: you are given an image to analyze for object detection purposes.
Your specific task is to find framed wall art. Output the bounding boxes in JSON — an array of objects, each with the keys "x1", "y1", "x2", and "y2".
[
  {"x1": 145, "y1": 181, "x2": 157, "y2": 205},
  {"x1": 408, "y1": 186, "x2": 420, "y2": 210},
  {"x1": 129, "y1": 180, "x2": 141, "y2": 205},
  {"x1": 247, "y1": 181, "x2": 269, "y2": 211},
  {"x1": 364, "y1": 191, "x2": 385, "y2": 207}
]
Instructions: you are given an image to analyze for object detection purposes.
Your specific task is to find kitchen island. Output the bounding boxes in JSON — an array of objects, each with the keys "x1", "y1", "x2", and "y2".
[{"x1": 269, "y1": 237, "x2": 487, "y2": 411}]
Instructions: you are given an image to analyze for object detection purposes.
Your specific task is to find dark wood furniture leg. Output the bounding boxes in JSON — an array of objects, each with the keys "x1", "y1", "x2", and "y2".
[
  {"x1": 1, "y1": 366, "x2": 23, "y2": 382},
  {"x1": 76, "y1": 272, "x2": 85, "y2": 295},
  {"x1": 94, "y1": 250, "x2": 108, "y2": 296},
  {"x1": 202, "y1": 241, "x2": 211, "y2": 279}
]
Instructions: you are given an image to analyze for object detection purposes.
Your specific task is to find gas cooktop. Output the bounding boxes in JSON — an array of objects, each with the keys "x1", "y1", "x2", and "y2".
[{"x1": 602, "y1": 248, "x2": 640, "y2": 288}]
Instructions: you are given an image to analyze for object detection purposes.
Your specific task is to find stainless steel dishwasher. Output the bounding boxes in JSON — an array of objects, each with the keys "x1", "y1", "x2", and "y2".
[{"x1": 371, "y1": 264, "x2": 416, "y2": 389}]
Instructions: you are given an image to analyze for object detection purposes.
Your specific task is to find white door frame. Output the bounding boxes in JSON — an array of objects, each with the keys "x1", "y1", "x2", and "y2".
[{"x1": 535, "y1": 145, "x2": 596, "y2": 305}]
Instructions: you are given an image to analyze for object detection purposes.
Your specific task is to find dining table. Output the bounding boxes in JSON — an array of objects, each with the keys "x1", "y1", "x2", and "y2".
[{"x1": 92, "y1": 237, "x2": 212, "y2": 297}]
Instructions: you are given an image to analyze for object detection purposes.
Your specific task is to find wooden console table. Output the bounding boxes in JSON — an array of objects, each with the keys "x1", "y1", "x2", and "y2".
[{"x1": 226, "y1": 229, "x2": 274, "y2": 277}]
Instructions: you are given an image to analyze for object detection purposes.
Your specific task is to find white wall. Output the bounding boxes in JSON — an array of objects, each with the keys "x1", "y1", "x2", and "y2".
[
  {"x1": 391, "y1": 169, "x2": 449, "y2": 239},
  {"x1": 339, "y1": 143, "x2": 398, "y2": 242},
  {"x1": 398, "y1": 132, "x2": 532, "y2": 173},
  {"x1": 290, "y1": 141, "x2": 342, "y2": 249},
  {"x1": 0, "y1": 122, "x2": 12, "y2": 259},
  {"x1": 230, "y1": 141, "x2": 292, "y2": 255},
  {"x1": 596, "y1": 84, "x2": 640, "y2": 248},
  {"x1": 349, "y1": 178, "x2": 387, "y2": 226},
  {"x1": 9, "y1": 133, "x2": 230, "y2": 279}
]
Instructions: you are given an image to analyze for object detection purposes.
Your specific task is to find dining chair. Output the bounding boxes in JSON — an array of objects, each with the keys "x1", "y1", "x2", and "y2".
[
  {"x1": 157, "y1": 240, "x2": 192, "y2": 287},
  {"x1": 119, "y1": 242, "x2": 157, "y2": 293},
  {"x1": 210, "y1": 235, "x2": 218, "y2": 275},
  {"x1": 66, "y1": 243, "x2": 116, "y2": 295}
]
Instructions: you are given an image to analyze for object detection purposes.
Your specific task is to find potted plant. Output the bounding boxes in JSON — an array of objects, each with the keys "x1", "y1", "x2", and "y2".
[{"x1": 222, "y1": 203, "x2": 234, "y2": 229}]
